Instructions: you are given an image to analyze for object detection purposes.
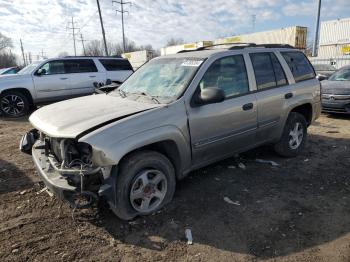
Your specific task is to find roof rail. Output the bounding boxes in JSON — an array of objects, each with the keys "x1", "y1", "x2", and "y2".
[
  {"x1": 177, "y1": 43, "x2": 295, "y2": 53},
  {"x1": 63, "y1": 55, "x2": 123, "y2": 58}
]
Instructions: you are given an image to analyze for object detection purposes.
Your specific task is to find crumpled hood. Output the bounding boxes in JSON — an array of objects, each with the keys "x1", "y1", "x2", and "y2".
[
  {"x1": 29, "y1": 94, "x2": 161, "y2": 138},
  {"x1": 321, "y1": 80, "x2": 350, "y2": 95}
]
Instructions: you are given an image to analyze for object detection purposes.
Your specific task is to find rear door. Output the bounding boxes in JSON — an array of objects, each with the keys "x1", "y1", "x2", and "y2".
[
  {"x1": 32, "y1": 60, "x2": 71, "y2": 102},
  {"x1": 98, "y1": 59, "x2": 133, "y2": 83},
  {"x1": 66, "y1": 59, "x2": 105, "y2": 97},
  {"x1": 249, "y1": 52, "x2": 291, "y2": 143},
  {"x1": 187, "y1": 54, "x2": 258, "y2": 165}
]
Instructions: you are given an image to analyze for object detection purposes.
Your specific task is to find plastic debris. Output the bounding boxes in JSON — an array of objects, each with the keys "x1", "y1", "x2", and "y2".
[
  {"x1": 238, "y1": 162, "x2": 246, "y2": 170},
  {"x1": 214, "y1": 177, "x2": 220, "y2": 181},
  {"x1": 304, "y1": 158, "x2": 309, "y2": 162},
  {"x1": 19, "y1": 190, "x2": 27, "y2": 195},
  {"x1": 227, "y1": 165, "x2": 236, "y2": 169},
  {"x1": 185, "y1": 229, "x2": 193, "y2": 245},
  {"x1": 255, "y1": 159, "x2": 279, "y2": 167},
  {"x1": 223, "y1": 197, "x2": 240, "y2": 206},
  {"x1": 36, "y1": 187, "x2": 53, "y2": 197}
]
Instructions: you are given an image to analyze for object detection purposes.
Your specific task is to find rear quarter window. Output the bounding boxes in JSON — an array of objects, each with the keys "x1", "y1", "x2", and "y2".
[
  {"x1": 281, "y1": 51, "x2": 315, "y2": 82},
  {"x1": 99, "y1": 59, "x2": 133, "y2": 71}
]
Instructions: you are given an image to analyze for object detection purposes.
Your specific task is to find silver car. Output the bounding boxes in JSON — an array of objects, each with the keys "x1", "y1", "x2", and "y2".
[
  {"x1": 0, "y1": 57, "x2": 133, "y2": 117},
  {"x1": 21, "y1": 44, "x2": 321, "y2": 220}
]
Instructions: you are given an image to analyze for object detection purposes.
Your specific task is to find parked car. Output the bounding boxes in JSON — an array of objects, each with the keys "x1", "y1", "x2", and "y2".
[
  {"x1": 0, "y1": 57, "x2": 133, "y2": 117},
  {"x1": 21, "y1": 44, "x2": 321, "y2": 220},
  {"x1": 313, "y1": 64, "x2": 336, "y2": 80},
  {"x1": 0, "y1": 66, "x2": 20, "y2": 75},
  {"x1": 321, "y1": 65, "x2": 350, "y2": 114}
]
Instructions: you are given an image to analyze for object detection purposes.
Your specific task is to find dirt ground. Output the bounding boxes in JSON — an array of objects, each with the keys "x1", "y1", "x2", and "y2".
[{"x1": 0, "y1": 113, "x2": 349, "y2": 262}]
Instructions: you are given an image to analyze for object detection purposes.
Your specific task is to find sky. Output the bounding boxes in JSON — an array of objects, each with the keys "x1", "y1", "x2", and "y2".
[{"x1": 0, "y1": 0, "x2": 350, "y2": 59}]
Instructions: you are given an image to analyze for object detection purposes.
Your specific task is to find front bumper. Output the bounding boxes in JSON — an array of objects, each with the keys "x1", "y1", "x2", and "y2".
[
  {"x1": 32, "y1": 140, "x2": 78, "y2": 200},
  {"x1": 322, "y1": 100, "x2": 350, "y2": 114}
]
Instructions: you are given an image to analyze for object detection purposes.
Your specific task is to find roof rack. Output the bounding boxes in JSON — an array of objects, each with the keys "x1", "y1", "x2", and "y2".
[
  {"x1": 177, "y1": 43, "x2": 295, "y2": 53},
  {"x1": 63, "y1": 55, "x2": 123, "y2": 58}
]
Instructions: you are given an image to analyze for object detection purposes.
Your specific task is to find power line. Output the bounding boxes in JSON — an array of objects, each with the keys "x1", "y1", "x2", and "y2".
[
  {"x1": 96, "y1": 0, "x2": 109, "y2": 56},
  {"x1": 112, "y1": 0, "x2": 131, "y2": 53},
  {"x1": 67, "y1": 16, "x2": 80, "y2": 56}
]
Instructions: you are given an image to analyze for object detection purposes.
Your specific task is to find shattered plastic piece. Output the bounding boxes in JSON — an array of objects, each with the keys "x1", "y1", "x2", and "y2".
[
  {"x1": 185, "y1": 229, "x2": 193, "y2": 245},
  {"x1": 36, "y1": 187, "x2": 53, "y2": 197},
  {"x1": 238, "y1": 163, "x2": 246, "y2": 170},
  {"x1": 304, "y1": 158, "x2": 309, "y2": 162},
  {"x1": 19, "y1": 190, "x2": 27, "y2": 195},
  {"x1": 227, "y1": 165, "x2": 236, "y2": 169},
  {"x1": 255, "y1": 159, "x2": 279, "y2": 166},
  {"x1": 223, "y1": 197, "x2": 240, "y2": 206}
]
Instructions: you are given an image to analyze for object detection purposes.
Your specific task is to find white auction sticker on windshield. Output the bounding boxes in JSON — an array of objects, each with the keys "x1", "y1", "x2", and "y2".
[{"x1": 181, "y1": 60, "x2": 203, "y2": 67}]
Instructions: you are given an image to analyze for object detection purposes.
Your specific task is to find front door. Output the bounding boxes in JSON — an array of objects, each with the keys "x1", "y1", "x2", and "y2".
[
  {"x1": 65, "y1": 59, "x2": 105, "y2": 97},
  {"x1": 187, "y1": 55, "x2": 258, "y2": 166},
  {"x1": 33, "y1": 60, "x2": 71, "y2": 102}
]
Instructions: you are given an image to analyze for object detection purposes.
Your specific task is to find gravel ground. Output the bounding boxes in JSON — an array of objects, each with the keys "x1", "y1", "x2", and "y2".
[{"x1": 0, "y1": 113, "x2": 349, "y2": 262}]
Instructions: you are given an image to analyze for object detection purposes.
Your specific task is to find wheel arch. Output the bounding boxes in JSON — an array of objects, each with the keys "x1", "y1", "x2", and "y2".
[
  {"x1": 290, "y1": 103, "x2": 313, "y2": 126},
  {"x1": 0, "y1": 87, "x2": 34, "y2": 106}
]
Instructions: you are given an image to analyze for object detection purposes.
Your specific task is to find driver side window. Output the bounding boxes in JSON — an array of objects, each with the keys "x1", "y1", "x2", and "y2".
[
  {"x1": 199, "y1": 55, "x2": 249, "y2": 98},
  {"x1": 38, "y1": 61, "x2": 66, "y2": 75}
]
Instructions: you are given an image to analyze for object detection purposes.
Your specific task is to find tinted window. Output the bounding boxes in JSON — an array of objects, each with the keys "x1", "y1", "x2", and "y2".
[
  {"x1": 199, "y1": 55, "x2": 249, "y2": 97},
  {"x1": 281, "y1": 51, "x2": 315, "y2": 82},
  {"x1": 250, "y1": 53, "x2": 276, "y2": 89},
  {"x1": 270, "y1": 53, "x2": 288, "y2": 86},
  {"x1": 38, "y1": 61, "x2": 65, "y2": 75},
  {"x1": 99, "y1": 59, "x2": 133, "y2": 71},
  {"x1": 65, "y1": 59, "x2": 97, "y2": 73}
]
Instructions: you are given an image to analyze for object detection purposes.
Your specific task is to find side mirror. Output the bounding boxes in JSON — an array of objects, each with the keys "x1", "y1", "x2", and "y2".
[
  {"x1": 36, "y1": 68, "x2": 46, "y2": 76},
  {"x1": 316, "y1": 74, "x2": 327, "y2": 81},
  {"x1": 194, "y1": 87, "x2": 225, "y2": 106}
]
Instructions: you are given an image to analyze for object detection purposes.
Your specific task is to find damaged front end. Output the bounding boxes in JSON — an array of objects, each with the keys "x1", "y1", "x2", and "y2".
[{"x1": 22, "y1": 130, "x2": 112, "y2": 209}]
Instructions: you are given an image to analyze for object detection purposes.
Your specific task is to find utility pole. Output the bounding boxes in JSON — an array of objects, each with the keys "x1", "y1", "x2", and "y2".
[
  {"x1": 80, "y1": 34, "x2": 87, "y2": 56},
  {"x1": 312, "y1": 0, "x2": 322, "y2": 57},
  {"x1": 96, "y1": 0, "x2": 109, "y2": 56},
  {"x1": 112, "y1": 0, "x2": 131, "y2": 53},
  {"x1": 20, "y1": 39, "x2": 26, "y2": 66},
  {"x1": 68, "y1": 17, "x2": 79, "y2": 56},
  {"x1": 251, "y1": 14, "x2": 256, "y2": 33},
  {"x1": 28, "y1": 52, "x2": 32, "y2": 64},
  {"x1": 40, "y1": 49, "x2": 46, "y2": 59}
]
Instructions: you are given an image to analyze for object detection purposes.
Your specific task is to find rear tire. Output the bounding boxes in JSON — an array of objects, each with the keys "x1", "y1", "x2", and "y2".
[
  {"x1": 274, "y1": 112, "x2": 307, "y2": 157},
  {"x1": 0, "y1": 91, "x2": 29, "y2": 118},
  {"x1": 111, "y1": 150, "x2": 176, "y2": 220}
]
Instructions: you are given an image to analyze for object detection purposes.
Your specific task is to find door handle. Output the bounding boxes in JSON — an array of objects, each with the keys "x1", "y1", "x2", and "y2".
[
  {"x1": 242, "y1": 103, "x2": 254, "y2": 111},
  {"x1": 60, "y1": 77, "x2": 68, "y2": 80},
  {"x1": 89, "y1": 75, "x2": 96, "y2": 78},
  {"x1": 285, "y1": 92, "x2": 293, "y2": 99}
]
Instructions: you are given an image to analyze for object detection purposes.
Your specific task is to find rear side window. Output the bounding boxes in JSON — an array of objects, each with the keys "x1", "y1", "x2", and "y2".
[
  {"x1": 250, "y1": 52, "x2": 287, "y2": 90},
  {"x1": 281, "y1": 51, "x2": 315, "y2": 82},
  {"x1": 65, "y1": 59, "x2": 98, "y2": 73},
  {"x1": 99, "y1": 59, "x2": 133, "y2": 71}
]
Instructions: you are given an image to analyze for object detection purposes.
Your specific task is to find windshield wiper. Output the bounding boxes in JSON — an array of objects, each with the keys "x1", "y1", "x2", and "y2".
[
  {"x1": 132, "y1": 92, "x2": 161, "y2": 104},
  {"x1": 118, "y1": 89, "x2": 127, "y2": 98}
]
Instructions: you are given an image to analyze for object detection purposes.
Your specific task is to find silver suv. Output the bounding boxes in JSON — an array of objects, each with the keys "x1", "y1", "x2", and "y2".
[
  {"x1": 21, "y1": 44, "x2": 321, "y2": 220},
  {"x1": 0, "y1": 57, "x2": 133, "y2": 117}
]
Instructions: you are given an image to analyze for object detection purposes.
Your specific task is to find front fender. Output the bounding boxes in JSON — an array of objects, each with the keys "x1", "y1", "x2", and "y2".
[{"x1": 79, "y1": 125, "x2": 191, "y2": 173}]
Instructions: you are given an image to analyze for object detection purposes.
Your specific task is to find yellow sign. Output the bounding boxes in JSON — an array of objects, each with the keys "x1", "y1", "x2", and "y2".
[
  {"x1": 184, "y1": 43, "x2": 196, "y2": 49},
  {"x1": 223, "y1": 36, "x2": 242, "y2": 44},
  {"x1": 342, "y1": 45, "x2": 350, "y2": 54}
]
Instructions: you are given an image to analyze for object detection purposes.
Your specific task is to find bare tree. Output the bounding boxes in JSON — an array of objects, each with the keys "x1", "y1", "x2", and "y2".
[
  {"x1": 0, "y1": 32, "x2": 13, "y2": 52},
  {"x1": 0, "y1": 51, "x2": 17, "y2": 68},
  {"x1": 165, "y1": 37, "x2": 184, "y2": 47},
  {"x1": 57, "y1": 51, "x2": 69, "y2": 58}
]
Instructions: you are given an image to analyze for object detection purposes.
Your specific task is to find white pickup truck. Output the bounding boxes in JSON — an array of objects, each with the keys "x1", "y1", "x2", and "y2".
[{"x1": 0, "y1": 56, "x2": 133, "y2": 117}]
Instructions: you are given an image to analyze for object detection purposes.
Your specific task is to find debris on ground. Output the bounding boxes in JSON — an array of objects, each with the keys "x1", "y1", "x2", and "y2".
[
  {"x1": 255, "y1": 158, "x2": 279, "y2": 166},
  {"x1": 304, "y1": 158, "x2": 309, "y2": 162},
  {"x1": 227, "y1": 165, "x2": 236, "y2": 169},
  {"x1": 223, "y1": 197, "x2": 240, "y2": 206},
  {"x1": 238, "y1": 163, "x2": 246, "y2": 170},
  {"x1": 19, "y1": 190, "x2": 27, "y2": 195},
  {"x1": 185, "y1": 229, "x2": 193, "y2": 245},
  {"x1": 214, "y1": 177, "x2": 220, "y2": 181},
  {"x1": 36, "y1": 187, "x2": 53, "y2": 197}
]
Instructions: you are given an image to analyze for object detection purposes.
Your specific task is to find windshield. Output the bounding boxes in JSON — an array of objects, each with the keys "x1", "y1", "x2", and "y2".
[
  {"x1": 18, "y1": 62, "x2": 41, "y2": 75},
  {"x1": 116, "y1": 57, "x2": 204, "y2": 103},
  {"x1": 313, "y1": 64, "x2": 336, "y2": 71},
  {"x1": 329, "y1": 68, "x2": 350, "y2": 81},
  {"x1": 0, "y1": 68, "x2": 8, "y2": 74}
]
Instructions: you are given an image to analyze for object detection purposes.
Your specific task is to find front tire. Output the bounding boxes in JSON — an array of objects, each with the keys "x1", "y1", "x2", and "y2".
[
  {"x1": 112, "y1": 150, "x2": 176, "y2": 220},
  {"x1": 0, "y1": 91, "x2": 29, "y2": 118},
  {"x1": 274, "y1": 112, "x2": 307, "y2": 157}
]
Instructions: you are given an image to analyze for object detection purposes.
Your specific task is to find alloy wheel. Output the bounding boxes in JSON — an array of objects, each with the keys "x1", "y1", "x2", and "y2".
[
  {"x1": 0, "y1": 94, "x2": 25, "y2": 116},
  {"x1": 288, "y1": 122, "x2": 304, "y2": 150}
]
